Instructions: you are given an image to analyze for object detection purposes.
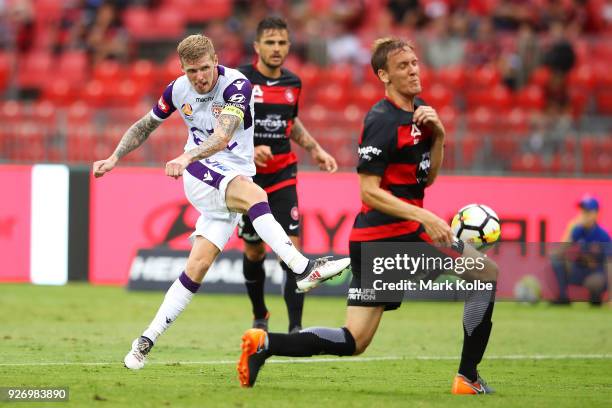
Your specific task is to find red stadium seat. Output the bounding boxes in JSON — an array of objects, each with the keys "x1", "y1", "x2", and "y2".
[
  {"x1": 57, "y1": 51, "x2": 89, "y2": 83},
  {"x1": 438, "y1": 105, "x2": 458, "y2": 134},
  {"x1": 435, "y1": 65, "x2": 467, "y2": 91},
  {"x1": 93, "y1": 60, "x2": 123, "y2": 83},
  {"x1": 42, "y1": 79, "x2": 75, "y2": 107},
  {"x1": 460, "y1": 135, "x2": 482, "y2": 166},
  {"x1": 35, "y1": 0, "x2": 63, "y2": 26},
  {"x1": 128, "y1": 60, "x2": 155, "y2": 95},
  {"x1": 568, "y1": 65, "x2": 595, "y2": 90},
  {"x1": 568, "y1": 89, "x2": 588, "y2": 118},
  {"x1": 0, "y1": 52, "x2": 11, "y2": 93},
  {"x1": 158, "y1": 56, "x2": 183, "y2": 87},
  {"x1": 469, "y1": 66, "x2": 501, "y2": 89},
  {"x1": 420, "y1": 84, "x2": 453, "y2": 109},
  {"x1": 528, "y1": 66, "x2": 551, "y2": 88},
  {"x1": 165, "y1": 0, "x2": 232, "y2": 22},
  {"x1": 66, "y1": 102, "x2": 92, "y2": 126},
  {"x1": 350, "y1": 82, "x2": 384, "y2": 110},
  {"x1": 31, "y1": 101, "x2": 56, "y2": 127},
  {"x1": 313, "y1": 85, "x2": 342, "y2": 109},
  {"x1": 111, "y1": 79, "x2": 144, "y2": 107},
  {"x1": 124, "y1": 7, "x2": 155, "y2": 40},
  {"x1": 510, "y1": 153, "x2": 543, "y2": 173},
  {"x1": 294, "y1": 63, "x2": 321, "y2": 90},
  {"x1": 583, "y1": 152, "x2": 612, "y2": 174},
  {"x1": 325, "y1": 64, "x2": 353, "y2": 91},
  {"x1": 17, "y1": 52, "x2": 53, "y2": 89},
  {"x1": 466, "y1": 107, "x2": 495, "y2": 132},
  {"x1": 549, "y1": 152, "x2": 576, "y2": 174},
  {"x1": 515, "y1": 85, "x2": 545, "y2": 111},
  {"x1": 595, "y1": 92, "x2": 612, "y2": 114},
  {"x1": 152, "y1": 7, "x2": 186, "y2": 39},
  {"x1": 504, "y1": 107, "x2": 530, "y2": 133},
  {"x1": 81, "y1": 80, "x2": 108, "y2": 108},
  {"x1": 488, "y1": 85, "x2": 512, "y2": 111}
]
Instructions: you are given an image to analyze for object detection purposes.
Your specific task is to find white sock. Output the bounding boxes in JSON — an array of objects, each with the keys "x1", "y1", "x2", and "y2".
[
  {"x1": 142, "y1": 272, "x2": 200, "y2": 343},
  {"x1": 248, "y1": 202, "x2": 309, "y2": 274}
]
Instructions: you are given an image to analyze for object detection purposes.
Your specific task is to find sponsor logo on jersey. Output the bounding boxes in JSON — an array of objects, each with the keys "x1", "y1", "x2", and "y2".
[
  {"x1": 228, "y1": 94, "x2": 246, "y2": 104},
  {"x1": 256, "y1": 114, "x2": 287, "y2": 132},
  {"x1": 157, "y1": 97, "x2": 169, "y2": 113},
  {"x1": 358, "y1": 145, "x2": 382, "y2": 161},
  {"x1": 196, "y1": 96, "x2": 214, "y2": 103},
  {"x1": 267, "y1": 80, "x2": 280, "y2": 86},
  {"x1": 181, "y1": 103, "x2": 193, "y2": 116},
  {"x1": 233, "y1": 80, "x2": 246, "y2": 90}
]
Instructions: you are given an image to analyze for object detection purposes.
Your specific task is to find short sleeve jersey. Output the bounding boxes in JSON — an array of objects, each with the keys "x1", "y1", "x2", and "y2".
[
  {"x1": 237, "y1": 64, "x2": 301, "y2": 192},
  {"x1": 349, "y1": 97, "x2": 434, "y2": 242},
  {"x1": 150, "y1": 65, "x2": 256, "y2": 176}
]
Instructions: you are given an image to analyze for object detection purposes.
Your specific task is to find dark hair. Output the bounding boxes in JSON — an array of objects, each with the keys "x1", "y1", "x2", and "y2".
[
  {"x1": 256, "y1": 16, "x2": 289, "y2": 40},
  {"x1": 370, "y1": 37, "x2": 415, "y2": 75}
]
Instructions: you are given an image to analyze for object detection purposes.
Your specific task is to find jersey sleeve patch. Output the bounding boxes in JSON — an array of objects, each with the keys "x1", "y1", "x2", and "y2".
[
  {"x1": 222, "y1": 78, "x2": 253, "y2": 117},
  {"x1": 152, "y1": 81, "x2": 177, "y2": 120},
  {"x1": 357, "y1": 117, "x2": 392, "y2": 176}
]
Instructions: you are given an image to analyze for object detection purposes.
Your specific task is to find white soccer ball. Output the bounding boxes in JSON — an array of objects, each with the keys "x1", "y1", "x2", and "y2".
[
  {"x1": 451, "y1": 204, "x2": 501, "y2": 250},
  {"x1": 513, "y1": 275, "x2": 542, "y2": 304}
]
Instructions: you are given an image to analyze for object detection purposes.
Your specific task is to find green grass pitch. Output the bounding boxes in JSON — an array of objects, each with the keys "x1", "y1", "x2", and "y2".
[{"x1": 1, "y1": 283, "x2": 611, "y2": 407}]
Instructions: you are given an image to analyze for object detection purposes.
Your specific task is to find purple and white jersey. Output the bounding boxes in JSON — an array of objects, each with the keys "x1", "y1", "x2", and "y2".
[{"x1": 150, "y1": 65, "x2": 256, "y2": 176}]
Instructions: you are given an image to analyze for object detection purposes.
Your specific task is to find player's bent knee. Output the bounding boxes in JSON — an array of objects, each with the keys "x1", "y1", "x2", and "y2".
[
  {"x1": 185, "y1": 258, "x2": 213, "y2": 283},
  {"x1": 244, "y1": 242, "x2": 266, "y2": 261},
  {"x1": 352, "y1": 336, "x2": 372, "y2": 355}
]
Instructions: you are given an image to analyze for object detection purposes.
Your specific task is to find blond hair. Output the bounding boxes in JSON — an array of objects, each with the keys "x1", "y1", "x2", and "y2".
[
  {"x1": 371, "y1": 37, "x2": 415, "y2": 74},
  {"x1": 177, "y1": 34, "x2": 216, "y2": 64}
]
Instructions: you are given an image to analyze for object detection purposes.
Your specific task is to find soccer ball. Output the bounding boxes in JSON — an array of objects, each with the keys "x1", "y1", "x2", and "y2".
[
  {"x1": 513, "y1": 275, "x2": 542, "y2": 304},
  {"x1": 451, "y1": 204, "x2": 501, "y2": 250}
]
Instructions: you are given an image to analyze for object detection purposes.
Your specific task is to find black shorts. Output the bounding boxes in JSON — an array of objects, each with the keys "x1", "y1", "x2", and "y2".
[
  {"x1": 238, "y1": 184, "x2": 300, "y2": 244},
  {"x1": 347, "y1": 227, "x2": 464, "y2": 311}
]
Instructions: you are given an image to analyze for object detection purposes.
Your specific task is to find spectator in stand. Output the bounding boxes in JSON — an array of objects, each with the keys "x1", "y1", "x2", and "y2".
[
  {"x1": 542, "y1": 21, "x2": 575, "y2": 114},
  {"x1": 421, "y1": 15, "x2": 466, "y2": 69},
  {"x1": 387, "y1": 0, "x2": 424, "y2": 27},
  {"x1": 6, "y1": 0, "x2": 34, "y2": 54},
  {"x1": 466, "y1": 18, "x2": 500, "y2": 67},
  {"x1": 83, "y1": 0, "x2": 129, "y2": 64},
  {"x1": 551, "y1": 196, "x2": 611, "y2": 306}
]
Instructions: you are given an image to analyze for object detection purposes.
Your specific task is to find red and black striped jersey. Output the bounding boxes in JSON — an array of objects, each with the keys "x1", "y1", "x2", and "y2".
[
  {"x1": 237, "y1": 64, "x2": 302, "y2": 193},
  {"x1": 349, "y1": 97, "x2": 433, "y2": 242}
]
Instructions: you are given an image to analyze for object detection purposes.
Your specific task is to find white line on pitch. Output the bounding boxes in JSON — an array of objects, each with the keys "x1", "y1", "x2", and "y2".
[{"x1": 0, "y1": 354, "x2": 611, "y2": 367}]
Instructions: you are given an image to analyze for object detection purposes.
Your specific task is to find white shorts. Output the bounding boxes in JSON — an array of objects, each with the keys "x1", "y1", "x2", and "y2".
[{"x1": 183, "y1": 159, "x2": 245, "y2": 251}]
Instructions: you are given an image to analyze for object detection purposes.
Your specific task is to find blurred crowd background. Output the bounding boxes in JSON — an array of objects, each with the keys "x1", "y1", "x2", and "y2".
[{"x1": 0, "y1": 0, "x2": 611, "y2": 175}]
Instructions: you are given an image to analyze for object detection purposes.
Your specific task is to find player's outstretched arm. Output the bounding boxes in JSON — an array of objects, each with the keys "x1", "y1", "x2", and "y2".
[
  {"x1": 92, "y1": 113, "x2": 162, "y2": 178},
  {"x1": 165, "y1": 113, "x2": 240, "y2": 178},
  {"x1": 290, "y1": 118, "x2": 338, "y2": 173},
  {"x1": 359, "y1": 173, "x2": 454, "y2": 245}
]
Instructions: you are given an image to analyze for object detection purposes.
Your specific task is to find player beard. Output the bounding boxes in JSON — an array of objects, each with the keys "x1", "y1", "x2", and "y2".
[{"x1": 262, "y1": 55, "x2": 284, "y2": 69}]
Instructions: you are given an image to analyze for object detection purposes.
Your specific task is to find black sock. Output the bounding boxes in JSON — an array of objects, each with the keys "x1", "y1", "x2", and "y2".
[
  {"x1": 268, "y1": 327, "x2": 356, "y2": 357},
  {"x1": 243, "y1": 254, "x2": 267, "y2": 319},
  {"x1": 281, "y1": 261, "x2": 304, "y2": 332},
  {"x1": 458, "y1": 283, "x2": 496, "y2": 382}
]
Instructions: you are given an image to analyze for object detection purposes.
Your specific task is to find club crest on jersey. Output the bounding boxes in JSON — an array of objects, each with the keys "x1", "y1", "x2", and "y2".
[
  {"x1": 253, "y1": 85, "x2": 263, "y2": 103},
  {"x1": 291, "y1": 206, "x2": 299, "y2": 221},
  {"x1": 181, "y1": 103, "x2": 193, "y2": 118},
  {"x1": 285, "y1": 88, "x2": 295, "y2": 103},
  {"x1": 411, "y1": 124, "x2": 422, "y2": 144},
  {"x1": 157, "y1": 97, "x2": 169, "y2": 113},
  {"x1": 211, "y1": 102, "x2": 224, "y2": 118}
]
